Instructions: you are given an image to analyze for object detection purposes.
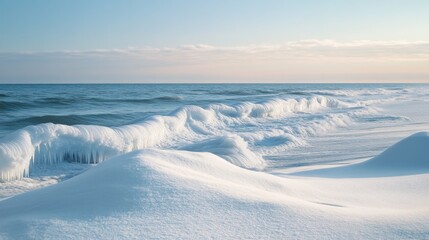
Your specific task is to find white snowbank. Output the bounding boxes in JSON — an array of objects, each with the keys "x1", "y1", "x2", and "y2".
[
  {"x1": 296, "y1": 131, "x2": 429, "y2": 177},
  {"x1": 0, "y1": 145, "x2": 428, "y2": 239},
  {"x1": 361, "y1": 131, "x2": 429, "y2": 169},
  {"x1": 0, "y1": 96, "x2": 351, "y2": 181}
]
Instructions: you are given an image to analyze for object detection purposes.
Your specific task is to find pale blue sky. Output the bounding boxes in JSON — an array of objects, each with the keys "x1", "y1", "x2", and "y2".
[
  {"x1": 0, "y1": 0, "x2": 428, "y2": 83},
  {"x1": 1, "y1": 0, "x2": 428, "y2": 51}
]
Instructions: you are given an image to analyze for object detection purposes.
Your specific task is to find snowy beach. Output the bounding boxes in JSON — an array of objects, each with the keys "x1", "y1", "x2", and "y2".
[{"x1": 0, "y1": 84, "x2": 428, "y2": 239}]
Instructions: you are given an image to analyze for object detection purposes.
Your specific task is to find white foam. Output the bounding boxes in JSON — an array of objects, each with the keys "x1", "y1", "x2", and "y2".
[{"x1": 307, "y1": 88, "x2": 403, "y2": 97}]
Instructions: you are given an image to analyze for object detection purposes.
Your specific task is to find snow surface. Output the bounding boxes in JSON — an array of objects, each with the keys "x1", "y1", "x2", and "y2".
[
  {"x1": 0, "y1": 132, "x2": 429, "y2": 239},
  {"x1": 295, "y1": 131, "x2": 429, "y2": 177}
]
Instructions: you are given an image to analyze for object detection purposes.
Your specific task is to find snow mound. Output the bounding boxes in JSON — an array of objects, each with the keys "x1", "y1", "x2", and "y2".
[
  {"x1": 0, "y1": 150, "x2": 290, "y2": 219},
  {"x1": 296, "y1": 131, "x2": 429, "y2": 177},
  {"x1": 0, "y1": 149, "x2": 301, "y2": 239},
  {"x1": 361, "y1": 131, "x2": 429, "y2": 169},
  {"x1": 181, "y1": 135, "x2": 266, "y2": 170},
  {"x1": 1, "y1": 148, "x2": 429, "y2": 239}
]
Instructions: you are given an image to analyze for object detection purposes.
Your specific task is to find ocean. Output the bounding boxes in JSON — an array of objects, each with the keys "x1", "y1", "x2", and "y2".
[{"x1": 0, "y1": 83, "x2": 429, "y2": 195}]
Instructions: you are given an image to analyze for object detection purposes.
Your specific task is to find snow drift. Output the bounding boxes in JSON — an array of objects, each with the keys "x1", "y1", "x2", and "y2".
[
  {"x1": 1, "y1": 141, "x2": 429, "y2": 239},
  {"x1": 0, "y1": 149, "x2": 306, "y2": 239},
  {"x1": 361, "y1": 131, "x2": 429, "y2": 169},
  {"x1": 296, "y1": 131, "x2": 429, "y2": 177}
]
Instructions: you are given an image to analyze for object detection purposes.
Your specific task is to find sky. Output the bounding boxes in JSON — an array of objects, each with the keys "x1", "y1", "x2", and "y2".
[{"x1": 0, "y1": 0, "x2": 428, "y2": 83}]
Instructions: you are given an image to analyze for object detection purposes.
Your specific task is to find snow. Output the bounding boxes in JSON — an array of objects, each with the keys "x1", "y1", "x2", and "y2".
[
  {"x1": 181, "y1": 135, "x2": 266, "y2": 170},
  {"x1": 0, "y1": 132, "x2": 429, "y2": 239},
  {"x1": 295, "y1": 131, "x2": 429, "y2": 177}
]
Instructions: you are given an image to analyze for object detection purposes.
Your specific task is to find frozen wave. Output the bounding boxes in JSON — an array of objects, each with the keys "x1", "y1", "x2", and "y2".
[
  {"x1": 182, "y1": 135, "x2": 266, "y2": 170},
  {"x1": 0, "y1": 95, "x2": 356, "y2": 181}
]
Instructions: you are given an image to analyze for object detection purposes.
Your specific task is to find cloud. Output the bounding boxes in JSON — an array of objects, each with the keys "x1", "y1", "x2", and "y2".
[
  {"x1": 1, "y1": 40, "x2": 429, "y2": 83},
  {"x1": 5, "y1": 40, "x2": 429, "y2": 60}
]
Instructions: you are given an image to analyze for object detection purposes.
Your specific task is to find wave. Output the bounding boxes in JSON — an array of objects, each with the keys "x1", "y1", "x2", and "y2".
[
  {"x1": 305, "y1": 88, "x2": 403, "y2": 97},
  {"x1": 204, "y1": 88, "x2": 408, "y2": 98},
  {"x1": 35, "y1": 97, "x2": 82, "y2": 105},
  {"x1": 209, "y1": 90, "x2": 257, "y2": 96},
  {"x1": 0, "y1": 100, "x2": 34, "y2": 112},
  {"x1": 286, "y1": 91, "x2": 311, "y2": 96},
  {"x1": 110, "y1": 96, "x2": 183, "y2": 104},
  {"x1": 8, "y1": 113, "x2": 136, "y2": 127},
  {"x1": 36, "y1": 95, "x2": 183, "y2": 105},
  {"x1": 152, "y1": 96, "x2": 183, "y2": 101},
  {"x1": 0, "y1": 95, "x2": 358, "y2": 181}
]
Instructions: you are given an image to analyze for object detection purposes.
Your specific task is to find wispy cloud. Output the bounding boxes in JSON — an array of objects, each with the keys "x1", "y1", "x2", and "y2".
[
  {"x1": 7, "y1": 40, "x2": 428, "y2": 59},
  {"x1": 1, "y1": 40, "x2": 429, "y2": 83}
]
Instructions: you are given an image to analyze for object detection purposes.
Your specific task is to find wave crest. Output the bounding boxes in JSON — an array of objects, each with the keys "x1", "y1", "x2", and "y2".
[{"x1": 0, "y1": 95, "x2": 354, "y2": 181}]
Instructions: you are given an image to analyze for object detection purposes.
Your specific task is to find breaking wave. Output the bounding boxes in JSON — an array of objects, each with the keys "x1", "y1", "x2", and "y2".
[{"x1": 0, "y1": 95, "x2": 370, "y2": 181}]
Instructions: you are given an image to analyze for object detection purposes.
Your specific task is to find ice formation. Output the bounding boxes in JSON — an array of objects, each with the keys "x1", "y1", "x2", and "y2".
[
  {"x1": 0, "y1": 96, "x2": 353, "y2": 181},
  {"x1": 182, "y1": 135, "x2": 266, "y2": 170}
]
